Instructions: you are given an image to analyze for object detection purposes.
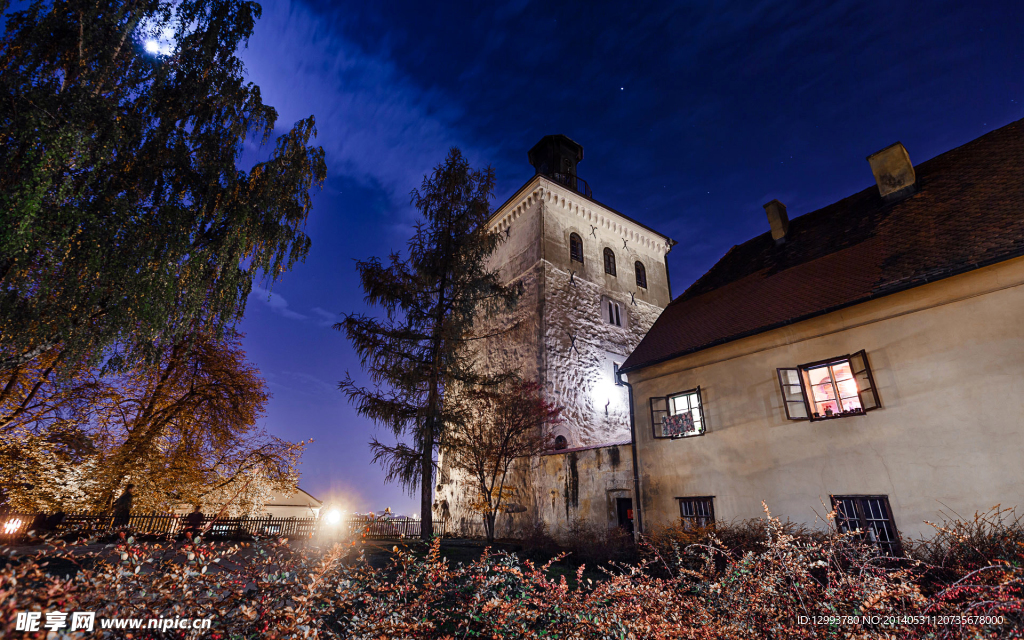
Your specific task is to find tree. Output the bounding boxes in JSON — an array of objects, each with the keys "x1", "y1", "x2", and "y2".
[
  {"x1": 0, "y1": 331, "x2": 303, "y2": 513},
  {"x1": 338, "y1": 148, "x2": 518, "y2": 540},
  {"x1": 448, "y1": 379, "x2": 561, "y2": 542},
  {"x1": 0, "y1": 0, "x2": 326, "y2": 373}
]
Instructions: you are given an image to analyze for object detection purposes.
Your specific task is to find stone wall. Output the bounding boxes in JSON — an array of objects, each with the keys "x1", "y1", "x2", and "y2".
[{"x1": 435, "y1": 174, "x2": 673, "y2": 542}]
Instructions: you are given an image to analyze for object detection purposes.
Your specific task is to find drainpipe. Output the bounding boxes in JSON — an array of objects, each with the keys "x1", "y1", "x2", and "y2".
[{"x1": 622, "y1": 379, "x2": 643, "y2": 537}]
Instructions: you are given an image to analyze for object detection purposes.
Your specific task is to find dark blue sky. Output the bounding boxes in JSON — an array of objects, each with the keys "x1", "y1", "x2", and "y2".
[{"x1": 235, "y1": 0, "x2": 1023, "y2": 514}]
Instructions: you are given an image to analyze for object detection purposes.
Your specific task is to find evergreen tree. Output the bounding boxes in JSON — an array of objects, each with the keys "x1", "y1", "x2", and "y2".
[
  {"x1": 0, "y1": 0, "x2": 326, "y2": 372},
  {"x1": 338, "y1": 149, "x2": 517, "y2": 540}
]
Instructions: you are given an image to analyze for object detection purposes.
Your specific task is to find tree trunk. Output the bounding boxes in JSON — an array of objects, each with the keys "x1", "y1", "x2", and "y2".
[
  {"x1": 420, "y1": 424, "x2": 434, "y2": 541},
  {"x1": 484, "y1": 512, "x2": 496, "y2": 543}
]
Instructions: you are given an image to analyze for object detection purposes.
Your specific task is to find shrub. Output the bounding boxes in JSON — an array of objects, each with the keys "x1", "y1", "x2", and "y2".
[{"x1": 1, "y1": 505, "x2": 1020, "y2": 639}]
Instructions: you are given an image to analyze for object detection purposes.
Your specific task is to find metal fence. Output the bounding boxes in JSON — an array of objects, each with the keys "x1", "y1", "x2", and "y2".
[{"x1": 0, "y1": 511, "x2": 440, "y2": 542}]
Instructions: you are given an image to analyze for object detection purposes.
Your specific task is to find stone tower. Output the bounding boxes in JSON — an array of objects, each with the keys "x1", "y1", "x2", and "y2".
[{"x1": 436, "y1": 135, "x2": 674, "y2": 540}]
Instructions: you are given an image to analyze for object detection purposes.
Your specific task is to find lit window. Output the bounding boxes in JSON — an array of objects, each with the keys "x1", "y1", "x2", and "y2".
[
  {"x1": 831, "y1": 495, "x2": 901, "y2": 556},
  {"x1": 569, "y1": 233, "x2": 584, "y2": 264},
  {"x1": 635, "y1": 261, "x2": 647, "y2": 289},
  {"x1": 678, "y1": 497, "x2": 715, "y2": 529},
  {"x1": 604, "y1": 248, "x2": 616, "y2": 276},
  {"x1": 650, "y1": 387, "x2": 705, "y2": 438},
  {"x1": 777, "y1": 351, "x2": 880, "y2": 421}
]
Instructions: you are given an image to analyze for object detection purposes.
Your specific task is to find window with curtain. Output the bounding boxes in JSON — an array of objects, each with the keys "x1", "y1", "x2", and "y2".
[{"x1": 777, "y1": 351, "x2": 880, "y2": 421}]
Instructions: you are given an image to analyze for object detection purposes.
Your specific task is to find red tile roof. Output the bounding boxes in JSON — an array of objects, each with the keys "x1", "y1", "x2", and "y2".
[{"x1": 621, "y1": 118, "x2": 1024, "y2": 373}]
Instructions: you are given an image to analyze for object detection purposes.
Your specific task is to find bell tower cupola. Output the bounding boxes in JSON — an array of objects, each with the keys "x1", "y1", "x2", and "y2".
[
  {"x1": 528, "y1": 134, "x2": 584, "y2": 178},
  {"x1": 528, "y1": 134, "x2": 590, "y2": 198}
]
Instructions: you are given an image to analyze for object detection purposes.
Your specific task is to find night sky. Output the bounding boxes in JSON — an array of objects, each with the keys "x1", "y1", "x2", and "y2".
[{"x1": 233, "y1": 0, "x2": 1023, "y2": 515}]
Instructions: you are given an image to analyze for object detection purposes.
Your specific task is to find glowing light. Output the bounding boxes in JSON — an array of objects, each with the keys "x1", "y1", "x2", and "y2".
[
  {"x1": 593, "y1": 376, "x2": 626, "y2": 413},
  {"x1": 324, "y1": 508, "x2": 342, "y2": 525},
  {"x1": 144, "y1": 40, "x2": 160, "y2": 54},
  {"x1": 3, "y1": 518, "x2": 22, "y2": 534}
]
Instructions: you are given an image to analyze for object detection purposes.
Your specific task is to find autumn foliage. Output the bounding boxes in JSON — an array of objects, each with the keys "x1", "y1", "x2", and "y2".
[
  {"x1": 447, "y1": 379, "x2": 561, "y2": 543},
  {"x1": 0, "y1": 332, "x2": 302, "y2": 514},
  {"x1": 2, "y1": 506, "x2": 1020, "y2": 639}
]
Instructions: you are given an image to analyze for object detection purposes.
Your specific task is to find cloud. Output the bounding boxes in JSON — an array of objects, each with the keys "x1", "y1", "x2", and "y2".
[
  {"x1": 280, "y1": 371, "x2": 339, "y2": 396},
  {"x1": 249, "y1": 285, "x2": 309, "y2": 321},
  {"x1": 310, "y1": 307, "x2": 338, "y2": 328},
  {"x1": 241, "y1": 0, "x2": 493, "y2": 219}
]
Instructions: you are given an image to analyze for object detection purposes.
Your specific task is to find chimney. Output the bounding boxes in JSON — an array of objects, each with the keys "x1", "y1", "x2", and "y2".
[
  {"x1": 763, "y1": 199, "x2": 789, "y2": 242},
  {"x1": 867, "y1": 142, "x2": 916, "y2": 202}
]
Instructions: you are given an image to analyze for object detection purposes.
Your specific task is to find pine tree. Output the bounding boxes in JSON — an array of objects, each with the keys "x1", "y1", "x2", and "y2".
[
  {"x1": 338, "y1": 148, "x2": 517, "y2": 540},
  {"x1": 0, "y1": 0, "x2": 326, "y2": 372}
]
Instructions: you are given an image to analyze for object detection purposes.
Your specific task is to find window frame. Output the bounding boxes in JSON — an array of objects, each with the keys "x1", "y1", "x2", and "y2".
[
  {"x1": 569, "y1": 233, "x2": 584, "y2": 264},
  {"x1": 602, "y1": 296, "x2": 625, "y2": 328},
  {"x1": 677, "y1": 496, "x2": 715, "y2": 529},
  {"x1": 830, "y1": 494, "x2": 902, "y2": 556},
  {"x1": 650, "y1": 387, "x2": 707, "y2": 439},
  {"x1": 603, "y1": 247, "x2": 617, "y2": 276},
  {"x1": 778, "y1": 350, "x2": 880, "y2": 422},
  {"x1": 634, "y1": 261, "x2": 647, "y2": 289}
]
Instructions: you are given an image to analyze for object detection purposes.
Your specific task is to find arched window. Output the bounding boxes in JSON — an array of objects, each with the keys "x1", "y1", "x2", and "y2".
[
  {"x1": 604, "y1": 248, "x2": 617, "y2": 276},
  {"x1": 569, "y1": 233, "x2": 584, "y2": 264},
  {"x1": 554, "y1": 435, "x2": 568, "y2": 450},
  {"x1": 635, "y1": 261, "x2": 647, "y2": 289}
]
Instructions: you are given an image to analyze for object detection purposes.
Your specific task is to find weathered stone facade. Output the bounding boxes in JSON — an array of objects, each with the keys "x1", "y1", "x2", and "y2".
[{"x1": 436, "y1": 138, "x2": 674, "y2": 541}]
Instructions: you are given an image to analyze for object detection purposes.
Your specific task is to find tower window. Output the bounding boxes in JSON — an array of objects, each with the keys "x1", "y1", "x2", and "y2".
[
  {"x1": 553, "y1": 435, "x2": 568, "y2": 450},
  {"x1": 601, "y1": 295, "x2": 626, "y2": 328},
  {"x1": 635, "y1": 261, "x2": 647, "y2": 289},
  {"x1": 607, "y1": 300, "x2": 621, "y2": 326},
  {"x1": 570, "y1": 233, "x2": 584, "y2": 264},
  {"x1": 604, "y1": 248, "x2": 617, "y2": 276}
]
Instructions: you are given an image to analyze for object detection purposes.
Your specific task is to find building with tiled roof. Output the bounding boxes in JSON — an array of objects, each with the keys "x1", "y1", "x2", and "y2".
[{"x1": 621, "y1": 119, "x2": 1024, "y2": 546}]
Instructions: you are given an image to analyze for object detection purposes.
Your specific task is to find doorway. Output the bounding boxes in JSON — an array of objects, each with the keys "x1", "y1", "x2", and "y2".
[{"x1": 616, "y1": 497, "x2": 634, "y2": 534}]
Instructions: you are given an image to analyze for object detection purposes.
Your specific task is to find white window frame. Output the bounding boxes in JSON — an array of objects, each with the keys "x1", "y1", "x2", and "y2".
[
  {"x1": 777, "y1": 350, "x2": 880, "y2": 421},
  {"x1": 650, "y1": 387, "x2": 706, "y2": 439}
]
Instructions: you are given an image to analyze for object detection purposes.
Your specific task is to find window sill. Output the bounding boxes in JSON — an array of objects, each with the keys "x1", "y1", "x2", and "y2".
[
  {"x1": 654, "y1": 431, "x2": 706, "y2": 440},
  {"x1": 808, "y1": 408, "x2": 866, "y2": 422}
]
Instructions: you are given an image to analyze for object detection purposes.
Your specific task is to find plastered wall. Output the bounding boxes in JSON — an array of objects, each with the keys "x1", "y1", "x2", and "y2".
[{"x1": 628, "y1": 256, "x2": 1024, "y2": 539}]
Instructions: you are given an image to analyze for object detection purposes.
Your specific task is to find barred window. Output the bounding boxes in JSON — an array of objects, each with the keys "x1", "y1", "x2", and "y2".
[
  {"x1": 635, "y1": 261, "x2": 647, "y2": 288},
  {"x1": 569, "y1": 233, "x2": 584, "y2": 264},
  {"x1": 777, "y1": 350, "x2": 880, "y2": 421},
  {"x1": 678, "y1": 497, "x2": 715, "y2": 529},
  {"x1": 831, "y1": 495, "x2": 902, "y2": 556},
  {"x1": 604, "y1": 248, "x2": 616, "y2": 276}
]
